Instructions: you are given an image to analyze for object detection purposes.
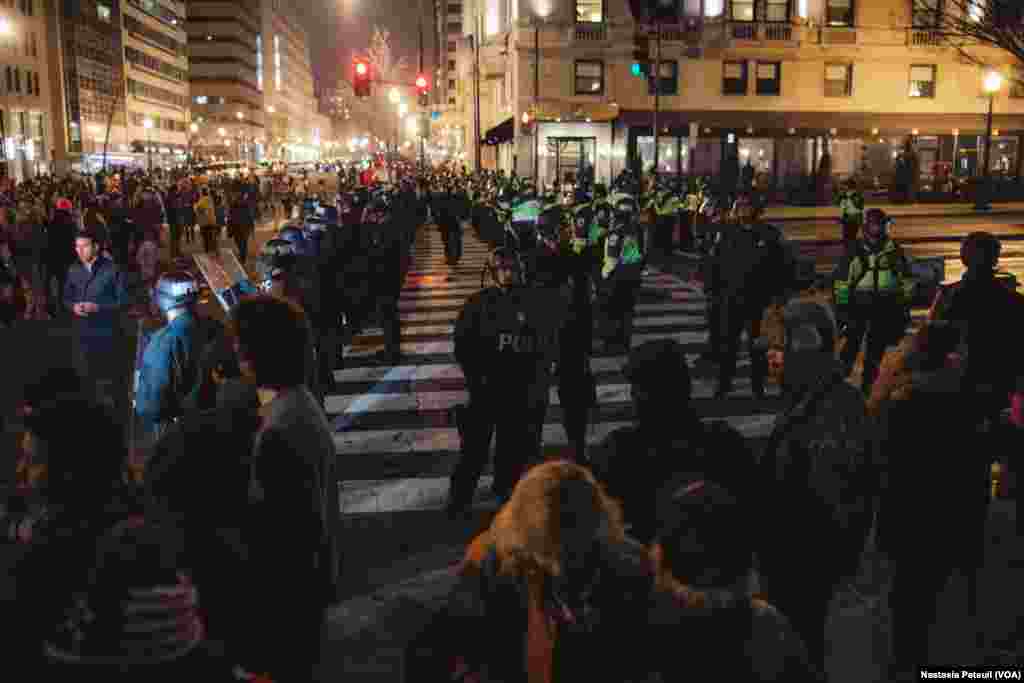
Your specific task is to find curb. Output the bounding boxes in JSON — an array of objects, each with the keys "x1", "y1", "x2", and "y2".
[{"x1": 766, "y1": 208, "x2": 1024, "y2": 223}]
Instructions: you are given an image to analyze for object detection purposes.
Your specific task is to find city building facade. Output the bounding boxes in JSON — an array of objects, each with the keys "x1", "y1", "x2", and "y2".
[
  {"x1": 48, "y1": 0, "x2": 189, "y2": 174},
  {"x1": 455, "y1": 0, "x2": 1024, "y2": 190},
  {"x1": 186, "y1": 0, "x2": 325, "y2": 165},
  {"x1": 185, "y1": 0, "x2": 262, "y2": 164},
  {"x1": 1, "y1": 0, "x2": 56, "y2": 180}
]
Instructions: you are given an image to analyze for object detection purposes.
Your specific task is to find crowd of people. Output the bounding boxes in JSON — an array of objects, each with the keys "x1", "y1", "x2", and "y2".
[{"x1": 0, "y1": 161, "x2": 1019, "y2": 682}]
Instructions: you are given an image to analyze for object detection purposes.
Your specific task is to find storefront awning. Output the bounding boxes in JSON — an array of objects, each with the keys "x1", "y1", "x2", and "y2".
[
  {"x1": 616, "y1": 110, "x2": 1024, "y2": 137},
  {"x1": 482, "y1": 118, "x2": 513, "y2": 146}
]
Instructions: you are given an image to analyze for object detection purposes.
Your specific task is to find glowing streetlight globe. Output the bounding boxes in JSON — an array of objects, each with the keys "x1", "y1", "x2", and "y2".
[{"x1": 984, "y1": 71, "x2": 1004, "y2": 95}]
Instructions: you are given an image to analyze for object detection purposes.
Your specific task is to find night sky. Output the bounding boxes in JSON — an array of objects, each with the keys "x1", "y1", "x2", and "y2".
[{"x1": 307, "y1": 0, "x2": 431, "y2": 92}]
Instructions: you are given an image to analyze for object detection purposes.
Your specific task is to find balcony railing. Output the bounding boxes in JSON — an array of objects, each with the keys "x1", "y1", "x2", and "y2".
[
  {"x1": 731, "y1": 22, "x2": 757, "y2": 40},
  {"x1": 725, "y1": 22, "x2": 797, "y2": 43},
  {"x1": 909, "y1": 28, "x2": 943, "y2": 47},
  {"x1": 660, "y1": 21, "x2": 703, "y2": 44},
  {"x1": 574, "y1": 23, "x2": 608, "y2": 41}
]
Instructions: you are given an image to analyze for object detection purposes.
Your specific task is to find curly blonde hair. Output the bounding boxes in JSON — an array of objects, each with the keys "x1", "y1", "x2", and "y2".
[{"x1": 488, "y1": 460, "x2": 626, "y2": 580}]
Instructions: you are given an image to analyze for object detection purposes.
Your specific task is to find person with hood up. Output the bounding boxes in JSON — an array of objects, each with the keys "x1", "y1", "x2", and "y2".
[
  {"x1": 753, "y1": 297, "x2": 878, "y2": 676},
  {"x1": 647, "y1": 480, "x2": 822, "y2": 682},
  {"x1": 588, "y1": 339, "x2": 751, "y2": 546}
]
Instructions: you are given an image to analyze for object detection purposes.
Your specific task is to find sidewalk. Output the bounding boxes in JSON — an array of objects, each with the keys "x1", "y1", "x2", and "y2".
[{"x1": 763, "y1": 201, "x2": 1024, "y2": 222}]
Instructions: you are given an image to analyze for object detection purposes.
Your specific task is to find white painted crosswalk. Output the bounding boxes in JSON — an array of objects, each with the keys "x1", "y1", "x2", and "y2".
[{"x1": 333, "y1": 226, "x2": 786, "y2": 515}]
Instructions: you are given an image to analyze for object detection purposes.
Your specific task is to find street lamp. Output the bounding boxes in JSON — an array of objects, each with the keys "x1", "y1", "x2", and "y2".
[
  {"x1": 188, "y1": 122, "x2": 198, "y2": 167},
  {"x1": 142, "y1": 117, "x2": 153, "y2": 172},
  {"x1": 976, "y1": 70, "x2": 1004, "y2": 211}
]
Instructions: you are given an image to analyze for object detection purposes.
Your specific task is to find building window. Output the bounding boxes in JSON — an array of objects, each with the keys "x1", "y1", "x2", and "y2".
[
  {"x1": 756, "y1": 61, "x2": 780, "y2": 95},
  {"x1": 29, "y1": 31, "x2": 36, "y2": 58},
  {"x1": 4, "y1": 67, "x2": 10, "y2": 93},
  {"x1": 448, "y1": 79, "x2": 456, "y2": 90},
  {"x1": 448, "y1": 97, "x2": 456, "y2": 105},
  {"x1": 448, "y1": 21, "x2": 462, "y2": 32},
  {"x1": 909, "y1": 64, "x2": 936, "y2": 97},
  {"x1": 97, "y1": 2, "x2": 112, "y2": 23},
  {"x1": 824, "y1": 63, "x2": 852, "y2": 96},
  {"x1": 913, "y1": 0, "x2": 941, "y2": 28},
  {"x1": 447, "y1": 41, "x2": 457, "y2": 51},
  {"x1": 723, "y1": 60, "x2": 748, "y2": 95},
  {"x1": 576, "y1": 0, "x2": 603, "y2": 23},
  {"x1": 765, "y1": 0, "x2": 789, "y2": 22},
  {"x1": 647, "y1": 61, "x2": 678, "y2": 95},
  {"x1": 574, "y1": 60, "x2": 604, "y2": 94},
  {"x1": 274, "y1": 35, "x2": 281, "y2": 91},
  {"x1": 731, "y1": 0, "x2": 755, "y2": 21},
  {"x1": 448, "y1": 59, "x2": 456, "y2": 71},
  {"x1": 18, "y1": 0, "x2": 31, "y2": 16},
  {"x1": 257, "y1": 35, "x2": 263, "y2": 91},
  {"x1": 1011, "y1": 70, "x2": 1024, "y2": 98},
  {"x1": 13, "y1": 68, "x2": 20, "y2": 94},
  {"x1": 448, "y1": 3, "x2": 462, "y2": 11},
  {"x1": 825, "y1": 0, "x2": 853, "y2": 25}
]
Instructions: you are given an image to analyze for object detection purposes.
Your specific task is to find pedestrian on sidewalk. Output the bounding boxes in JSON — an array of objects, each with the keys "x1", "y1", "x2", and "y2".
[
  {"x1": 195, "y1": 188, "x2": 218, "y2": 255},
  {"x1": 229, "y1": 189, "x2": 256, "y2": 264}
]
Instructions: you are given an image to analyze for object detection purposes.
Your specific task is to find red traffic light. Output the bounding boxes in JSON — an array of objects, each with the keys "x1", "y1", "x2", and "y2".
[
  {"x1": 355, "y1": 61, "x2": 368, "y2": 76},
  {"x1": 415, "y1": 75, "x2": 428, "y2": 90}
]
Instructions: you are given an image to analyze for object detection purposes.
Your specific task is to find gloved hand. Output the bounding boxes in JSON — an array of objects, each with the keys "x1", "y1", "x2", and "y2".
[
  {"x1": 570, "y1": 238, "x2": 587, "y2": 255},
  {"x1": 601, "y1": 261, "x2": 616, "y2": 279}
]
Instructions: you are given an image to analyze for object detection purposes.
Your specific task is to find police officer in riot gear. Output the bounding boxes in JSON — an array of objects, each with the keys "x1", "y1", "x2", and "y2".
[
  {"x1": 448, "y1": 246, "x2": 569, "y2": 515},
  {"x1": 364, "y1": 196, "x2": 404, "y2": 364},
  {"x1": 256, "y1": 238, "x2": 326, "y2": 400},
  {"x1": 135, "y1": 271, "x2": 213, "y2": 442}
]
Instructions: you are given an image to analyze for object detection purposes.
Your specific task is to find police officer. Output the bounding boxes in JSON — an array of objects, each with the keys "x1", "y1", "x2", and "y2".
[
  {"x1": 448, "y1": 246, "x2": 568, "y2": 515},
  {"x1": 835, "y1": 207, "x2": 915, "y2": 397},
  {"x1": 256, "y1": 238, "x2": 324, "y2": 400},
  {"x1": 596, "y1": 197, "x2": 643, "y2": 354},
  {"x1": 708, "y1": 194, "x2": 790, "y2": 399},
  {"x1": 533, "y1": 206, "x2": 596, "y2": 463},
  {"x1": 135, "y1": 271, "x2": 210, "y2": 442},
  {"x1": 364, "y1": 196, "x2": 404, "y2": 364}
]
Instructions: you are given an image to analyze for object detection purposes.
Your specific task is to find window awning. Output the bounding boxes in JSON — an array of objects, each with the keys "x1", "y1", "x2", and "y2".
[{"x1": 482, "y1": 117, "x2": 513, "y2": 145}]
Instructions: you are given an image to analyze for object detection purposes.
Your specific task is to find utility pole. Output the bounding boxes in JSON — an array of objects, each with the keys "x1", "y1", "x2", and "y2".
[
  {"x1": 473, "y1": 12, "x2": 482, "y2": 172},
  {"x1": 419, "y1": 2, "x2": 425, "y2": 167},
  {"x1": 534, "y1": 19, "x2": 539, "y2": 185},
  {"x1": 652, "y1": 21, "x2": 661, "y2": 175}
]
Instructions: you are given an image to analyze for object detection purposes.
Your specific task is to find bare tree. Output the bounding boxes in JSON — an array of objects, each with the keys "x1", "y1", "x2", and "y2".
[{"x1": 913, "y1": 0, "x2": 1024, "y2": 81}]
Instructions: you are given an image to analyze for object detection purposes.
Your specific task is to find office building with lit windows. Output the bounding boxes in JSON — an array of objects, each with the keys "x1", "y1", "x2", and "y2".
[
  {"x1": 186, "y1": 0, "x2": 325, "y2": 164},
  {"x1": 48, "y1": 0, "x2": 189, "y2": 173},
  {"x1": 0, "y1": 0, "x2": 57, "y2": 180}
]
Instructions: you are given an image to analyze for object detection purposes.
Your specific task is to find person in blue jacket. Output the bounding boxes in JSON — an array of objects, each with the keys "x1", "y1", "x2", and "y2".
[
  {"x1": 64, "y1": 227, "x2": 130, "y2": 414},
  {"x1": 135, "y1": 271, "x2": 210, "y2": 443}
]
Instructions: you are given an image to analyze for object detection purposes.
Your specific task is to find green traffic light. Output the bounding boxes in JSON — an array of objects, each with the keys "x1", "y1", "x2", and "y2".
[{"x1": 631, "y1": 62, "x2": 641, "y2": 77}]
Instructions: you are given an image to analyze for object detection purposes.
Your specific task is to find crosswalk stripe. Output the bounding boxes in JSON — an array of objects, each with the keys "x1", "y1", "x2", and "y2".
[{"x1": 335, "y1": 226, "x2": 784, "y2": 514}]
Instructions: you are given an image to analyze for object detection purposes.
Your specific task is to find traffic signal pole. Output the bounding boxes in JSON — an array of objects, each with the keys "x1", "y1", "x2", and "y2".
[
  {"x1": 419, "y1": 5, "x2": 426, "y2": 167},
  {"x1": 653, "y1": 21, "x2": 661, "y2": 175}
]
